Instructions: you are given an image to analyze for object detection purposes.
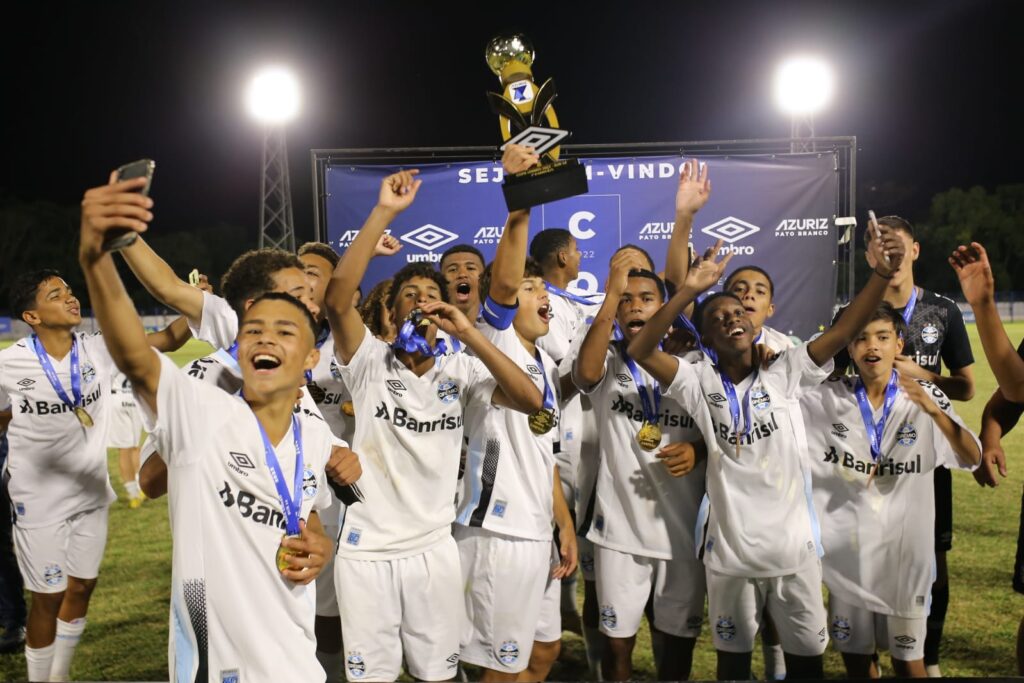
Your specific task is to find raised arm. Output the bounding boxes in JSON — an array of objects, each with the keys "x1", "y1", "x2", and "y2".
[
  {"x1": 119, "y1": 236, "x2": 205, "y2": 324},
  {"x1": 489, "y1": 145, "x2": 540, "y2": 305},
  {"x1": 900, "y1": 377, "x2": 980, "y2": 467},
  {"x1": 663, "y1": 160, "x2": 711, "y2": 289},
  {"x1": 628, "y1": 244, "x2": 730, "y2": 385},
  {"x1": 950, "y1": 242, "x2": 1024, "y2": 401},
  {"x1": 575, "y1": 251, "x2": 645, "y2": 389},
  {"x1": 975, "y1": 388, "x2": 1022, "y2": 487},
  {"x1": 78, "y1": 177, "x2": 161, "y2": 413},
  {"x1": 420, "y1": 301, "x2": 542, "y2": 414},
  {"x1": 807, "y1": 221, "x2": 906, "y2": 366},
  {"x1": 325, "y1": 170, "x2": 421, "y2": 364},
  {"x1": 146, "y1": 316, "x2": 194, "y2": 353}
]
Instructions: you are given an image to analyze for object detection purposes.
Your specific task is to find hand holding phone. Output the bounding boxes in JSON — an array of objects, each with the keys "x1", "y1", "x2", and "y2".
[{"x1": 104, "y1": 159, "x2": 155, "y2": 252}]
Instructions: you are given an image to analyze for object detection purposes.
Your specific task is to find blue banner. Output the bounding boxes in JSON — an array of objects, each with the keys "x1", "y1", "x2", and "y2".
[{"x1": 325, "y1": 153, "x2": 838, "y2": 339}]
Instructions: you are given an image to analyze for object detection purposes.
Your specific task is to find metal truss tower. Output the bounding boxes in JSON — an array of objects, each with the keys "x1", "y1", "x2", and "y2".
[{"x1": 258, "y1": 126, "x2": 296, "y2": 251}]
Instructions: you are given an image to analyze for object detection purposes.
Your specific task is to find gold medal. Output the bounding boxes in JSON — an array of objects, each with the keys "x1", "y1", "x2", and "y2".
[
  {"x1": 74, "y1": 407, "x2": 94, "y2": 428},
  {"x1": 528, "y1": 408, "x2": 556, "y2": 435},
  {"x1": 276, "y1": 534, "x2": 300, "y2": 572},
  {"x1": 341, "y1": 401, "x2": 355, "y2": 417},
  {"x1": 637, "y1": 422, "x2": 662, "y2": 451}
]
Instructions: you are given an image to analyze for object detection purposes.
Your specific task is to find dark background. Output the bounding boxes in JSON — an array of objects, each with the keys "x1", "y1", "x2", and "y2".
[{"x1": 1, "y1": 0, "x2": 1021, "y2": 310}]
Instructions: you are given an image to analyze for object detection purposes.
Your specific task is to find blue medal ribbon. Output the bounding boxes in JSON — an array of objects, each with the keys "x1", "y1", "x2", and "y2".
[
  {"x1": 719, "y1": 368, "x2": 757, "y2": 447},
  {"x1": 854, "y1": 370, "x2": 900, "y2": 462},
  {"x1": 255, "y1": 413, "x2": 305, "y2": 536},
  {"x1": 31, "y1": 334, "x2": 84, "y2": 414},
  {"x1": 532, "y1": 350, "x2": 556, "y2": 414},
  {"x1": 544, "y1": 282, "x2": 600, "y2": 307},
  {"x1": 900, "y1": 287, "x2": 918, "y2": 327},
  {"x1": 673, "y1": 313, "x2": 717, "y2": 363},
  {"x1": 392, "y1": 317, "x2": 449, "y2": 357},
  {"x1": 620, "y1": 342, "x2": 661, "y2": 426}
]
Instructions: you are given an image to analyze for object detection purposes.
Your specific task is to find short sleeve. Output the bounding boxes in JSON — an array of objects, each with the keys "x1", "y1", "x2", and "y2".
[
  {"x1": 334, "y1": 325, "x2": 388, "y2": 388},
  {"x1": 665, "y1": 357, "x2": 704, "y2": 417},
  {"x1": 768, "y1": 343, "x2": 833, "y2": 399},
  {"x1": 190, "y1": 291, "x2": 239, "y2": 350},
  {"x1": 135, "y1": 351, "x2": 217, "y2": 467},
  {"x1": 939, "y1": 300, "x2": 974, "y2": 371},
  {"x1": 462, "y1": 356, "x2": 499, "y2": 407}
]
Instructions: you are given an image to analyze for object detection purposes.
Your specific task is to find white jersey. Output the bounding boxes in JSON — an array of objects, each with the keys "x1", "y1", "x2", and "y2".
[
  {"x1": 576, "y1": 342, "x2": 705, "y2": 560},
  {"x1": 189, "y1": 290, "x2": 238, "y2": 349},
  {"x1": 666, "y1": 343, "x2": 830, "y2": 577},
  {"x1": 0, "y1": 333, "x2": 117, "y2": 527},
  {"x1": 757, "y1": 325, "x2": 797, "y2": 352},
  {"x1": 336, "y1": 328, "x2": 497, "y2": 559},
  {"x1": 308, "y1": 330, "x2": 355, "y2": 445},
  {"x1": 139, "y1": 352, "x2": 333, "y2": 683},
  {"x1": 804, "y1": 375, "x2": 979, "y2": 617},
  {"x1": 456, "y1": 297, "x2": 557, "y2": 541},
  {"x1": 111, "y1": 371, "x2": 136, "y2": 406}
]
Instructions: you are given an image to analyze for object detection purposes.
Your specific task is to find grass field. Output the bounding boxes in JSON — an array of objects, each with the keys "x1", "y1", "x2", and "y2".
[{"x1": 0, "y1": 325, "x2": 1022, "y2": 680}]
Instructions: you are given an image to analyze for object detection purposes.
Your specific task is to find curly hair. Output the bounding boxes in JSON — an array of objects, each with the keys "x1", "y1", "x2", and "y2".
[
  {"x1": 10, "y1": 269, "x2": 64, "y2": 320},
  {"x1": 358, "y1": 278, "x2": 394, "y2": 339},
  {"x1": 385, "y1": 264, "x2": 450, "y2": 310},
  {"x1": 220, "y1": 249, "x2": 305, "y2": 317},
  {"x1": 298, "y1": 241, "x2": 340, "y2": 269}
]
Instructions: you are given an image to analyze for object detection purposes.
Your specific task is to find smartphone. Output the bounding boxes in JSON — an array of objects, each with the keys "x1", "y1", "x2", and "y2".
[
  {"x1": 104, "y1": 159, "x2": 155, "y2": 252},
  {"x1": 867, "y1": 210, "x2": 891, "y2": 267}
]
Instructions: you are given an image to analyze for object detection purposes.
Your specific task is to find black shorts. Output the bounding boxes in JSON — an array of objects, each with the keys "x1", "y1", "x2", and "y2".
[
  {"x1": 1014, "y1": 486, "x2": 1024, "y2": 595},
  {"x1": 934, "y1": 466, "x2": 953, "y2": 552}
]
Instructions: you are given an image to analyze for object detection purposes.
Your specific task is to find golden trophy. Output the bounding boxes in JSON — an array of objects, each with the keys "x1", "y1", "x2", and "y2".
[{"x1": 485, "y1": 34, "x2": 588, "y2": 210}]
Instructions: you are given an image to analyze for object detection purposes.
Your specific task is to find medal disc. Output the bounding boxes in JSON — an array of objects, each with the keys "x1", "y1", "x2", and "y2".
[
  {"x1": 275, "y1": 535, "x2": 299, "y2": 572},
  {"x1": 528, "y1": 408, "x2": 555, "y2": 435},
  {"x1": 74, "y1": 407, "x2": 94, "y2": 428},
  {"x1": 341, "y1": 401, "x2": 355, "y2": 417},
  {"x1": 637, "y1": 422, "x2": 662, "y2": 451}
]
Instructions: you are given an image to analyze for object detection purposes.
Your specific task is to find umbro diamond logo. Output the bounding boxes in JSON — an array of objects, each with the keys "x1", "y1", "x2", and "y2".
[
  {"x1": 229, "y1": 452, "x2": 256, "y2": 469},
  {"x1": 401, "y1": 224, "x2": 459, "y2": 252},
  {"x1": 701, "y1": 216, "x2": 761, "y2": 244}
]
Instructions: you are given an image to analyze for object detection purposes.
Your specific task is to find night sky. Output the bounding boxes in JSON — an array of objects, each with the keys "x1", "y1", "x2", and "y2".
[{"x1": 2, "y1": 0, "x2": 1021, "y2": 246}]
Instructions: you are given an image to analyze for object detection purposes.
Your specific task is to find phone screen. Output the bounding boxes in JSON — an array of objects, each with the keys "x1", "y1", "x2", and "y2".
[{"x1": 103, "y1": 159, "x2": 155, "y2": 252}]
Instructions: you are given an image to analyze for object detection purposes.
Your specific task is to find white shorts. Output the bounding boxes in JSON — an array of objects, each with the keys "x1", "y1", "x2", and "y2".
[
  {"x1": 316, "y1": 524, "x2": 340, "y2": 617},
  {"x1": 534, "y1": 562, "x2": 561, "y2": 644},
  {"x1": 108, "y1": 400, "x2": 143, "y2": 448},
  {"x1": 454, "y1": 526, "x2": 550, "y2": 672},
  {"x1": 828, "y1": 595, "x2": 926, "y2": 661},
  {"x1": 577, "y1": 535, "x2": 597, "y2": 582},
  {"x1": 594, "y1": 544, "x2": 705, "y2": 639},
  {"x1": 706, "y1": 563, "x2": 828, "y2": 656},
  {"x1": 14, "y1": 506, "x2": 109, "y2": 594},
  {"x1": 335, "y1": 536, "x2": 464, "y2": 681}
]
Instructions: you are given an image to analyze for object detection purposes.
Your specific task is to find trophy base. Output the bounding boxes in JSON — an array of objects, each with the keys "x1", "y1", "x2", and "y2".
[{"x1": 502, "y1": 159, "x2": 588, "y2": 211}]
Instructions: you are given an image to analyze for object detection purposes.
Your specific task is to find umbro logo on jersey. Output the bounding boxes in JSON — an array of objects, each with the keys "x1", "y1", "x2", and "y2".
[
  {"x1": 16, "y1": 378, "x2": 34, "y2": 388},
  {"x1": 218, "y1": 481, "x2": 289, "y2": 530},
  {"x1": 386, "y1": 380, "x2": 407, "y2": 397},
  {"x1": 830, "y1": 423, "x2": 848, "y2": 439},
  {"x1": 373, "y1": 402, "x2": 463, "y2": 433},
  {"x1": 894, "y1": 634, "x2": 916, "y2": 649},
  {"x1": 707, "y1": 392, "x2": 727, "y2": 406},
  {"x1": 229, "y1": 452, "x2": 256, "y2": 470},
  {"x1": 526, "y1": 364, "x2": 541, "y2": 376},
  {"x1": 446, "y1": 653, "x2": 460, "y2": 669},
  {"x1": 615, "y1": 373, "x2": 631, "y2": 387}
]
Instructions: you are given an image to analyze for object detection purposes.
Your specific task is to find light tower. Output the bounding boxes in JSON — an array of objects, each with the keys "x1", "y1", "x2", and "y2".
[
  {"x1": 246, "y1": 67, "x2": 301, "y2": 251},
  {"x1": 773, "y1": 56, "x2": 834, "y2": 153}
]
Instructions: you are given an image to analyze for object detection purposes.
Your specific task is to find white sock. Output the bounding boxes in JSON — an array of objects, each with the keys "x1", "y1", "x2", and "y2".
[
  {"x1": 124, "y1": 480, "x2": 140, "y2": 499},
  {"x1": 560, "y1": 575, "x2": 579, "y2": 614},
  {"x1": 926, "y1": 664, "x2": 942, "y2": 678},
  {"x1": 25, "y1": 642, "x2": 55, "y2": 682},
  {"x1": 316, "y1": 648, "x2": 344, "y2": 682},
  {"x1": 763, "y1": 642, "x2": 786, "y2": 680},
  {"x1": 50, "y1": 618, "x2": 85, "y2": 682},
  {"x1": 583, "y1": 625, "x2": 604, "y2": 680}
]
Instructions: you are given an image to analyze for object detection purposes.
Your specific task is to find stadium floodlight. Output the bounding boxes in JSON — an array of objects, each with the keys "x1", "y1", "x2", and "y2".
[
  {"x1": 246, "y1": 66, "x2": 300, "y2": 250},
  {"x1": 774, "y1": 56, "x2": 834, "y2": 116},
  {"x1": 774, "y1": 56, "x2": 834, "y2": 153},
  {"x1": 246, "y1": 66, "x2": 301, "y2": 125}
]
